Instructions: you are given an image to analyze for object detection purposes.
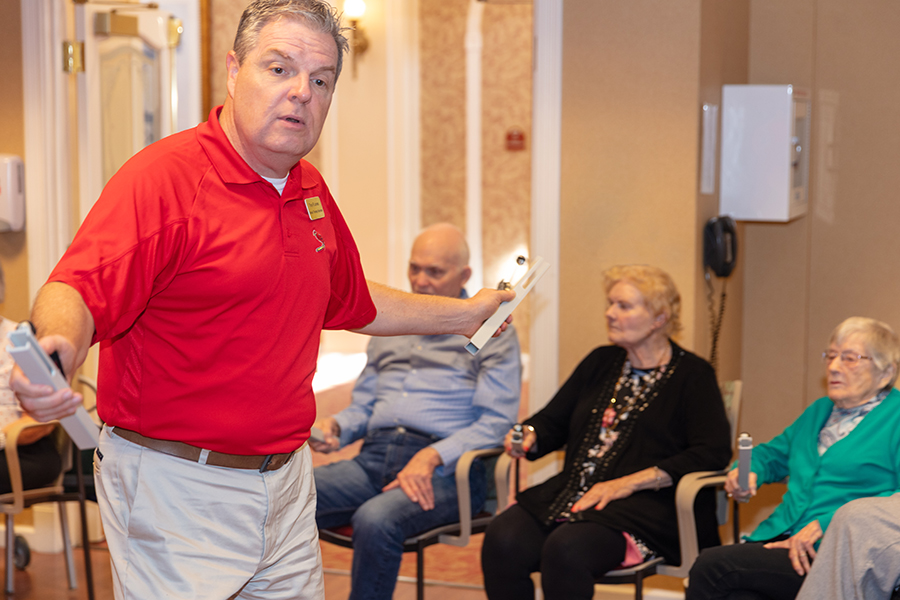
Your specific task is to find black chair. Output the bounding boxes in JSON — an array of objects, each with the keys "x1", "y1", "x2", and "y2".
[
  {"x1": 591, "y1": 380, "x2": 743, "y2": 599},
  {"x1": 318, "y1": 447, "x2": 512, "y2": 600},
  {"x1": 0, "y1": 421, "x2": 95, "y2": 599}
]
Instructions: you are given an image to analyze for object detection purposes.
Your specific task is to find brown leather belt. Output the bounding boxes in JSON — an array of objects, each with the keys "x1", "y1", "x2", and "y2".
[{"x1": 111, "y1": 427, "x2": 297, "y2": 473}]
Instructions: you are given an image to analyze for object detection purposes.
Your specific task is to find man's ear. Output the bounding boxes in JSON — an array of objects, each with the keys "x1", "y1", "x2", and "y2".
[
  {"x1": 225, "y1": 51, "x2": 240, "y2": 99},
  {"x1": 460, "y1": 266, "x2": 472, "y2": 287}
]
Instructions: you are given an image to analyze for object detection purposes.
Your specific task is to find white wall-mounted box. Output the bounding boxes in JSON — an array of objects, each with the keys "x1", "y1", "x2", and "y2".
[
  {"x1": 0, "y1": 155, "x2": 25, "y2": 232},
  {"x1": 719, "y1": 85, "x2": 810, "y2": 222}
]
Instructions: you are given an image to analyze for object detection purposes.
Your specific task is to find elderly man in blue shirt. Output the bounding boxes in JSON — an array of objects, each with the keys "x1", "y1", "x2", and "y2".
[{"x1": 311, "y1": 222, "x2": 521, "y2": 600}]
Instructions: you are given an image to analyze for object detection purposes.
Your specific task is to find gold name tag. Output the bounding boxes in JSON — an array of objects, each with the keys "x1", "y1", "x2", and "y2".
[{"x1": 305, "y1": 196, "x2": 325, "y2": 221}]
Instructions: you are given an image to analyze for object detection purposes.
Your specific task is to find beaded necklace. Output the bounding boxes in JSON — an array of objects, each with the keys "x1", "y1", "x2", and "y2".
[{"x1": 543, "y1": 346, "x2": 682, "y2": 525}]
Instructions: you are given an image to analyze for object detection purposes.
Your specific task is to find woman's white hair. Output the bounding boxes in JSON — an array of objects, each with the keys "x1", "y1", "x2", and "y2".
[{"x1": 830, "y1": 316, "x2": 900, "y2": 388}]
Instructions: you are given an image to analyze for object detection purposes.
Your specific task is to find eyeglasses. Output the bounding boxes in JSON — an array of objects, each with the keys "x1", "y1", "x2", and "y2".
[{"x1": 822, "y1": 350, "x2": 873, "y2": 367}]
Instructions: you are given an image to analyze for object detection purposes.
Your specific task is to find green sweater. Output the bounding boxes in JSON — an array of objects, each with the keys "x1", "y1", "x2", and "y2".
[{"x1": 747, "y1": 388, "x2": 900, "y2": 542}]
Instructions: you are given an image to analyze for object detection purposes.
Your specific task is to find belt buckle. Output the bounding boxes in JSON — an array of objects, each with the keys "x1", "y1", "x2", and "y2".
[{"x1": 259, "y1": 454, "x2": 275, "y2": 473}]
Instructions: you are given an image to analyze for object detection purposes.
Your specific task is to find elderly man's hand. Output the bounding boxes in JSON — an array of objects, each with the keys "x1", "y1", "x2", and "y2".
[
  {"x1": 309, "y1": 417, "x2": 341, "y2": 453},
  {"x1": 382, "y1": 447, "x2": 443, "y2": 511},
  {"x1": 10, "y1": 334, "x2": 84, "y2": 422}
]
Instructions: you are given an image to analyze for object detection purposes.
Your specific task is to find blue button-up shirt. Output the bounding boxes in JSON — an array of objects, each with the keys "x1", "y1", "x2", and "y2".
[{"x1": 333, "y1": 306, "x2": 521, "y2": 474}]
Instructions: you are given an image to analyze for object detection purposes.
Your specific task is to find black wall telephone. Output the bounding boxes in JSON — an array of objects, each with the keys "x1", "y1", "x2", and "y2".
[
  {"x1": 703, "y1": 216, "x2": 737, "y2": 278},
  {"x1": 703, "y1": 216, "x2": 737, "y2": 372}
]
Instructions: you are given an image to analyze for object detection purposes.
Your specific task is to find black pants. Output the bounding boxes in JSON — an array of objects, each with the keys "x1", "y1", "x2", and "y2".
[
  {"x1": 0, "y1": 436, "x2": 62, "y2": 495},
  {"x1": 686, "y1": 542, "x2": 805, "y2": 600},
  {"x1": 481, "y1": 503, "x2": 627, "y2": 600}
]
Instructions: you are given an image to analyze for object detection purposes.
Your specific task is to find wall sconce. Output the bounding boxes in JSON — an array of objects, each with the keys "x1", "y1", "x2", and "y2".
[{"x1": 344, "y1": 0, "x2": 369, "y2": 79}]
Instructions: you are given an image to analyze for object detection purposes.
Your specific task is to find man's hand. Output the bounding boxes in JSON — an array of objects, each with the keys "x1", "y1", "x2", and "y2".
[
  {"x1": 724, "y1": 467, "x2": 758, "y2": 502},
  {"x1": 10, "y1": 334, "x2": 84, "y2": 423},
  {"x1": 382, "y1": 446, "x2": 443, "y2": 511},
  {"x1": 309, "y1": 417, "x2": 341, "y2": 453},
  {"x1": 465, "y1": 288, "x2": 515, "y2": 338},
  {"x1": 764, "y1": 520, "x2": 822, "y2": 575}
]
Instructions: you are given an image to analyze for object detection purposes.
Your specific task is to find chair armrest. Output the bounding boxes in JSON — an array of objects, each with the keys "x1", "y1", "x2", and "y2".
[
  {"x1": 439, "y1": 447, "x2": 505, "y2": 547},
  {"x1": 2, "y1": 420, "x2": 61, "y2": 513},
  {"x1": 494, "y1": 452, "x2": 513, "y2": 513},
  {"x1": 658, "y1": 470, "x2": 727, "y2": 578}
]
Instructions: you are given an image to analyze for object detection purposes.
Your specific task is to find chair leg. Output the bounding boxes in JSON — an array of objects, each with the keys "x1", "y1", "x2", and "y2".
[
  {"x1": 417, "y1": 541, "x2": 425, "y2": 600},
  {"x1": 75, "y1": 445, "x2": 96, "y2": 600},
  {"x1": 58, "y1": 502, "x2": 77, "y2": 589},
  {"x1": 5, "y1": 514, "x2": 14, "y2": 595},
  {"x1": 634, "y1": 570, "x2": 643, "y2": 600}
]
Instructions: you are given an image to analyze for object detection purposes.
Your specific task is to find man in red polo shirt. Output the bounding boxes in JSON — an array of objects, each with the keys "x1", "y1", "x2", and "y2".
[{"x1": 10, "y1": 1, "x2": 511, "y2": 598}]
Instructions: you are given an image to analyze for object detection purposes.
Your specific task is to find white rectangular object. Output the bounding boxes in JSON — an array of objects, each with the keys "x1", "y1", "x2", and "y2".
[
  {"x1": 719, "y1": 85, "x2": 810, "y2": 222},
  {"x1": 7, "y1": 325, "x2": 99, "y2": 450},
  {"x1": 0, "y1": 154, "x2": 25, "y2": 232},
  {"x1": 465, "y1": 257, "x2": 550, "y2": 355}
]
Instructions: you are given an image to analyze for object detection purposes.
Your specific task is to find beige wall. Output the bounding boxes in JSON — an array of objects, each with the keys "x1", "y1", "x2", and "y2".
[
  {"x1": 333, "y1": 0, "x2": 389, "y2": 284},
  {"x1": 0, "y1": 0, "x2": 29, "y2": 322},
  {"x1": 737, "y1": 0, "x2": 900, "y2": 534},
  {"x1": 742, "y1": 0, "x2": 900, "y2": 440},
  {"x1": 559, "y1": 0, "x2": 747, "y2": 385}
]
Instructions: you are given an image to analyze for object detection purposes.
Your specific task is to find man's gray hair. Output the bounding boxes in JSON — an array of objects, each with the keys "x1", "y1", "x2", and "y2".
[{"x1": 233, "y1": 0, "x2": 349, "y2": 81}]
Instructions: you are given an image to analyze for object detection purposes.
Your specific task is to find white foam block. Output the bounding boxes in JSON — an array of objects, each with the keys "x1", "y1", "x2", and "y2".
[
  {"x1": 7, "y1": 326, "x2": 99, "y2": 450},
  {"x1": 465, "y1": 257, "x2": 550, "y2": 355}
]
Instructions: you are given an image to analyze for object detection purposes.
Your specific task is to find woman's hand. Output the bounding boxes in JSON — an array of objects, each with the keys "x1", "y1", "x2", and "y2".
[
  {"x1": 724, "y1": 467, "x2": 757, "y2": 502},
  {"x1": 570, "y1": 477, "x2": 637, "y2": 512},
  {"x1": 764, "y1": 520, "x2": 823, "y2": 576},
  {"x1": 503, "y1": 426, "x2": 536, "y2": 459}
]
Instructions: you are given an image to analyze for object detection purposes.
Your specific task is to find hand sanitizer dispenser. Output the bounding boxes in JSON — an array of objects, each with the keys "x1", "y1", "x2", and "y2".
[
  {"x1": 719, "y1": 85, "x2": 811, "y2": 222},
  {"x1": 0, "y1": 155, "x2": 25, "y2": 232}
]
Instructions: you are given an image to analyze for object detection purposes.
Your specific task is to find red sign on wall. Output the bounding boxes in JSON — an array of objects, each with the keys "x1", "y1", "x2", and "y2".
[{"x1": 505, "y1": 127, "x2": 526, "y2": 151}]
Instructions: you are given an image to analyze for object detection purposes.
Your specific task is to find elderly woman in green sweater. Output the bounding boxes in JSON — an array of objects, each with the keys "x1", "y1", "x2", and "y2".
[{"x1": 687, "y1": 316, "x2": 900, "y2": 600}]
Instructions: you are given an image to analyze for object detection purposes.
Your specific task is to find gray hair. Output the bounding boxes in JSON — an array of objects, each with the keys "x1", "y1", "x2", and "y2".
[
  {"x1": 830, "y1": 316, "x2": 900, "y2": 388},
  {"x1": 233, "y1": 0, "x2": 349, "y2": 82}
]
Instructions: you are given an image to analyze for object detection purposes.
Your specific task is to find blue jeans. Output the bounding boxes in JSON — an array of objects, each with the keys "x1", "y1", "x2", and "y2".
[{"x1": 315, "y1": 427, "x2": 487, "y2": 600}]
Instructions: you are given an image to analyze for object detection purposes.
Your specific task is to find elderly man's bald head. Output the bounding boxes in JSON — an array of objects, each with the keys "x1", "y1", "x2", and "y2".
[{"x1": 408, "y1": 223, "x2": 472, "y2": 297}]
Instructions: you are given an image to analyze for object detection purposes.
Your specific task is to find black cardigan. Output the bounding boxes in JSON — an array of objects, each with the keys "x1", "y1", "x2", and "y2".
[{"x1": 518, "y1": 342, "x2": 732, "y2": 564}]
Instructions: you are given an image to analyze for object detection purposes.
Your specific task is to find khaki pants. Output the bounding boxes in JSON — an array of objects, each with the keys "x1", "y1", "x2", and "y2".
[{"x1": 95, "y1": 426, "x2": 323, "y2": 599}]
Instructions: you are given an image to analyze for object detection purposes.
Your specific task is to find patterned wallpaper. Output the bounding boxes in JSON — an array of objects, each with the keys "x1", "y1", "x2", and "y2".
[
  {"x1": 419, "y1": 0, "x2": 468, "y2": 230},
  {"x1": 209, "y1": 0, "x2": 247, "y2": 108},
  {"x1": 420, "y1": 0, "x2": 533, "y2": 348},
  {"x1": 480, "y1": 3, "x2": 533, "y2": 348}
]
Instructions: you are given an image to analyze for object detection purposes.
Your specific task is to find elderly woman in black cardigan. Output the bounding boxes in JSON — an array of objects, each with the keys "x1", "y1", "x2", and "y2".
[{"x1": 481, "y1": 265, "x2": 732, "y2": 600}]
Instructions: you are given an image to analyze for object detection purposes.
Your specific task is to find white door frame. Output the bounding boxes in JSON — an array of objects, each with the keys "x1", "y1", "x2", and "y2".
[
  {"x1": 526, "y1": 0, "x2": 563, "y2": 487},
  {"x1": 21, "y1": 0, "x2": 74, "y2": 303}
]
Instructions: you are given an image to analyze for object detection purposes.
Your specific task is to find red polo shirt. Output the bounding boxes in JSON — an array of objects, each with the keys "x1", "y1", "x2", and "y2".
[{"x1": 49, "y1": 107, "x2": 376, "y2": 454}]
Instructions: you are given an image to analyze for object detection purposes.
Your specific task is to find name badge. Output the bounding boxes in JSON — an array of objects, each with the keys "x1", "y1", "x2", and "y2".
[{"x1": 305, "y1": 196, "x2": 325, "y2": 221}]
